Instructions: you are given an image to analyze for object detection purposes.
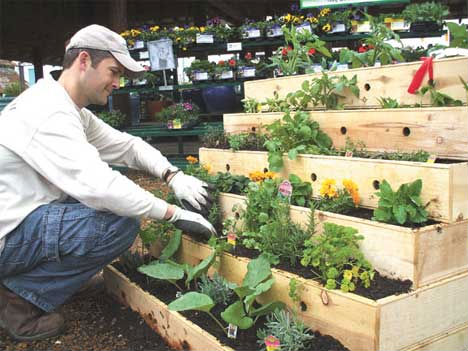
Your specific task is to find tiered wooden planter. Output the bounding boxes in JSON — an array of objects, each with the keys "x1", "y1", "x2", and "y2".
[
  {"x1": 244, "y1": 56, "x2": 468, "y2": 108},
  {"x1": 105, "y1": 59, "x2": 468, "y2": 350},
  {"x1": 224, "y1": 106, "x2": 468, "y2": 160},
  {"x1": 217, "y1": 192, "x2": 468, "y2": 289},
  {"x1": 199, "y1": 148, "x2": 468, "y2": 223}
]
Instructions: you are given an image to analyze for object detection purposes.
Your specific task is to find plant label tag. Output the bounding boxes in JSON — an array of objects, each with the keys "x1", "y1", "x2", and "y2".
[
  {"x1": 278, "y1": 180, "x2": 293, "y2": 200},
  {"x1": 173, "y1": 119, "x2": 182, "y2": 129},
  {"x1": 227, "y1": 232, "x2": 237, "y2": 246},
  {"x1": 196, "y1": 34, "x2": 214, "y2": 44},
  {"x1": 166, "y1": 120, "x2": 174, "y2": 129},
  {"x1": 175, "y1": 291, "x2": 182, "y2": 298},
  {"x1": 265, "y1": 335, "x2": 280, "y2": 351},
  {"x1": 336, "y1": 64, "x2": 349, "y2": 71},
  {"x1": 355, "y1": 21, "x2": 371, "y2": 33},
  {"x1": 139, "y1": 51, "x2": 149, "y2": 59},
  {"x1": 133, "y1": 40, "x2": 145, "y2": 49},
  {"x1": 427, "y1": 154, "x2": 437, "y2": 163},
  {"x1": 313, "y1": 64, "x2": 324, "y2": 73},
  {"x1": 246, "y1": 29, "x2": 261, "y2": 38},
  {"x1": 194, "y1": 72, "x2": 209, "y2": 81},
  {"x1": 220, "y1": 70, "x2": 234, "y2": 79},
  {"x1": 227, "y1": 323, "x2": 238, "y2": 338},
  {"x1": 331, "y1": 23, "x2": 346, "y2": 33},
  {"x1": 297, "y1": 23, "x2": 312, "y2": 34},
  {"x1": 390, "y1": 19, "x2": 410, "y2": 31},
  {"x1": 345, "y1": 151, "x2": 353, "y2": 157},
  {"x1": 159, "y1": 85, "x2": 174, "y2": 91},
  {"x1": 242, "y1": 68, "x2": 256, "y2": 77},
  {"x1": 267, "y1": 27, "x2": 283, "y2": 37},
  {"x1": 227, "y1": 42, "x2": 242, "y2": 51}
]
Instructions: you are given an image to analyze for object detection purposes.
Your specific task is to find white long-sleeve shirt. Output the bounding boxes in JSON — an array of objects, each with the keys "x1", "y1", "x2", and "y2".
[{"x1": 0, "y1": 76, "x2": 173, "y2": 254}]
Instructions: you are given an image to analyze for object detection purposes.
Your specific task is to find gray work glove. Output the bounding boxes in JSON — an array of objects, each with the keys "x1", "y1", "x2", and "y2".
[
  {"x1": 168, "y1": 172, "x2": 215, "y2": 217},
  {"x1": 168, "y1": 206, "x2": 217, "y2": 240}
]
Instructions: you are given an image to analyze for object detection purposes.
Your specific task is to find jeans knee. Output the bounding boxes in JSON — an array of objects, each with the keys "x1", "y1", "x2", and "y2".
[{"x1": 116, "y1": 217, "x2": 139, "y2": 246}]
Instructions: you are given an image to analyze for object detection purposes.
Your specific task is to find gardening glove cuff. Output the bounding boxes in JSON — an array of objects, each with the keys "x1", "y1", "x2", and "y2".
[
  {"x1": 168, "y1": 206, "x2": 217, "y2": 239},
  {"x1": 168, "y1": 171, "x2": 215, "y2": 216}
]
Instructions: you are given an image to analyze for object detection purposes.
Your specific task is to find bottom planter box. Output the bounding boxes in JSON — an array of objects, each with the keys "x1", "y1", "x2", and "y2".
[
  {"x1": 104, "y1": 265, "x2": 468, "y2": 351},
  {"x1": 175, "y1": 236, "x2": 468, "y2": 351},
  {"x1": 218, "y1": 192, "x2": 468, "y2": 289}
]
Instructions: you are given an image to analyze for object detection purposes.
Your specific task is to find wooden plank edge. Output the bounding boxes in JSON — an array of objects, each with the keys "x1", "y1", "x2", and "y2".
[
  {"x1": 403, "y1": 323, "x2": 468, "y2": 351},
  {"x1": 103, "y1": 265, "x2": 233, "y2": 351}
]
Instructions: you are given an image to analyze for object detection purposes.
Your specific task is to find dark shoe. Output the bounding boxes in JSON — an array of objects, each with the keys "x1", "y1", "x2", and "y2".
[
  {"x1": 73, "y1": 271, "x2": 105, "y2": 299},
  {"x1": 0, "y1": 284, "x2": 64, "y2": 341}
]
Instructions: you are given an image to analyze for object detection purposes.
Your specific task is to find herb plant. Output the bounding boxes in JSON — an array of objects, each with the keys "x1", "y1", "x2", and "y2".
[
  {"x1": 265, "y1": 110, "x2": 333, "y2": 171},
  {"x1": 242, "y1": 97, "x2": 262, "y2": 113},
  {"x1": 447, "y1": 23, "x2": 468, "y2": 49},
  {"x1": 197, "y1": 273, "x2": 236, "y2": 306},
  {"x1": 372, "y1": 179, "x2": 428, "y2": 226},
  {"x1": 97, "y1": 110, "x2": 126, "y2": 128},
  {"x1": 402, "y1": 2, "x2": 449, "y2": 26},
  {"x1": 264, "y1": 91, "x2": 290, "y2": 112},
  {"x1": 257, "y1": 309, "x2": 314, "y2": 351},
  {"x1": 301, "y1": 222, "x2": 374, "y2": 292},
  {"x1": 289, "y1": 173, "x2": 313, "y2": 207},
  {"x1": 416, "y1": 82, "x2": 463, "y2": 107}
]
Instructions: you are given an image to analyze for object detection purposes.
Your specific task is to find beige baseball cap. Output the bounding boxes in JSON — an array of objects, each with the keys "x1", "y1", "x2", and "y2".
[{"x1": 66, "y1": 24, "x2": 145, "y2": 77}]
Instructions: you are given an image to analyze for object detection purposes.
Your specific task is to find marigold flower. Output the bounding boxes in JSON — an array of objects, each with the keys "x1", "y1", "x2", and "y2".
[
  {"x1": 186, "y1": 155, "x2": 198, "y2": 164},
  {"x1": 202, "y1": 164, "x2": 212, "y2": 173},
  {"x1": 320, "y1": 178, "x2": 337, "y2": 198},
  {"x1": 322, "y1": 23, "x2": 332, "y2": 32},
  {"x1": 264, "y1": 171, "x2": 276, "y2": 179}
]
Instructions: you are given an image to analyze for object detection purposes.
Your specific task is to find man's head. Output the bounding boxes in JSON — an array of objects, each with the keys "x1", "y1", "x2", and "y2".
[{"x1": 60, "y1": 24, "x2": 144, "y2": 107}]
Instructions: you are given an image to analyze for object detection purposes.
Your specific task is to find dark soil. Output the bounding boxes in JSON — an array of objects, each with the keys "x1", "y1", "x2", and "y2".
[
  {"x1": 115, "y1": 263, "x2": 350, "y2": 351},
  {"x1": 0, "y1": 292, "x2": 174, "y2": 351}
]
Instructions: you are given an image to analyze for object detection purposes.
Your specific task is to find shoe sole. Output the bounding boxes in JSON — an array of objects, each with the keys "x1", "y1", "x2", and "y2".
[{"x1": 0, "y1": 318, "x2": 65, "y2": 341}]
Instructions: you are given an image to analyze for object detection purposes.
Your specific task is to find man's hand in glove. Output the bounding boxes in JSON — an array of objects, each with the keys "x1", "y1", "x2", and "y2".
[
  {"x1": 167, "y1": 206, "x2": 217, "y2": 240},
  {"x1": 168, "y1": 171, "x2": 215, "y2": 217}
]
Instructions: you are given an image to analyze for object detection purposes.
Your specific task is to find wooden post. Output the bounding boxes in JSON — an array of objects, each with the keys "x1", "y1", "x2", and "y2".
[{"x1": 109, "y1": 0, "x2": 127, "y2": 34}]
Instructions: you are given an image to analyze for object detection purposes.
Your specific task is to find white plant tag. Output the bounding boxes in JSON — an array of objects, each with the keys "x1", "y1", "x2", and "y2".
[
  {"x1": 220, "y1": 70, "x2": 234, "y2": 79},
  {"x1": 175, "y1": 291, "x2": 182, "y2": 298},
  {"x1": 133, "y1": 40, "x2": 145, "y2": 49},
  {"x1": 242, "y1": 68, "x2": 256, "y2": 77},
  {"x1": 332, "y1": 23, "x2": 346, "y2": 33},
  {"x1": 227, "y1": 323, "x2": 238, "y2": 338},
  {"x1": 267, "y1": 27, "x2": 283, "y2": 37},
  {"x1": 139, "y1": 51, "x2": 149, "y2": 59},
  {"x1": 247, "y1": 29, "x2": 261, "y2": 38},
  {"x1": 194, "y1": 72, "x2": 209, "y2": 81},
  {"x1": 227, "y1": 42, "x2": 242, "y2": 51},
  {"x1": 196, "y1": 34, "x2": 214, "y2": 44}
]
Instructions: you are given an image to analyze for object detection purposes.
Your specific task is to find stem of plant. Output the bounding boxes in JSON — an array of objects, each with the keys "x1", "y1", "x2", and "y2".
[{"x1": 207, "y1": 311, "x2": 228, "y2": 336}]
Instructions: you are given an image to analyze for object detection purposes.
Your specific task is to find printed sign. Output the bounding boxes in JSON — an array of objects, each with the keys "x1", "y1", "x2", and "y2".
[
  {"x1": 196, "y1": 34, "x2": 214, "y2": 44},
  {"x1": 278, "y1": 180, "x2": 293, "y2": 199},
  {"x1": 227, "y1": 42, "x2": 242, "y2": 51},
  {"x1": 301, "y1": 0, "x2": 409, "y2": 9},
  {"x1": 147, "y1": 38, "x2": 176, "y2": 71}
]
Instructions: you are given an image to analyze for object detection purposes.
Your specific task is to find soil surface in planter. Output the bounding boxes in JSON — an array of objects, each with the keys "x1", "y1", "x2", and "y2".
[
  {"x1": 115, "y1": 263, "x2": 350, "y2": 351},
  {"x1": 0, "y1": 291, "x2": 173, "y2": 351}
]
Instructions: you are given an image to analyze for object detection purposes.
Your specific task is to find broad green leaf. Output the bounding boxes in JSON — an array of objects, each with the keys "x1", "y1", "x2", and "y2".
[
  {"x1": 234, "y1": 286, "x2": 255, "y2": 299},
  {"x1": 244, "y1": 278, "x2": 275, "y2": 311},
  {"x1": 378, "y1": 180, "x2": 394, "y2": 199},
  {"x1": 393, "y1": 204, "x2": 407, "y2": 225},
  {"x1": 373, "y1": 208, "x2": 392, "y2": 222},
  {"x1": 408, "y1": 179, "x2": 422, "y2": 197},
  {"x1": 159, "y1": 229, "x2": 182, "y2": 261},
  {"x1": 242, "y1": 254, "x2": 271, "y2": 288},
  {"x1": 168, "y1": 292, "x2": 214, "y2": 312},
  {"x1": 138, "y1": 262, "x2": 184, "y2": 280},
  {"x1": 268, "y1": 153, "x2": 284, "y2": 172},
  {"x1": 296, "y1": 197, "x2": 306, "y2": 207},
  {"x1": 186, "y1": 252, "x2": 216, "y2": 286},
  {"x1": 139, "y1": 227, "x2": 157, "y2": 246},
  {"x1": 289, "y1": 173, "x2": 301, "y2": 184},
  {"x1": 447, "y1": 22, "x2": 468, "y2": 40},
  {"x1": 221, "y1": 301, "x2": 253, "y2": 329},
  {"x1": 258, "y1": 212, "x2": 269, "y2": 223}
]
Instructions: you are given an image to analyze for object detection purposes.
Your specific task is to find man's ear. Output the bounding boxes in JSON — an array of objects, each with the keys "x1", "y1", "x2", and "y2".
[{"x1": 77, "y1": 51, "x2": 91, "y2": 72}]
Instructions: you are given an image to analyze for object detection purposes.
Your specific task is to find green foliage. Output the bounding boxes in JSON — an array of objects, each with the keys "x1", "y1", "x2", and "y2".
[
  {"x1": 402, "y1": 2, "x2": 449, "y2": 25},
  {"x1": 200, "y1": 126, "x2": 229, "y2": 149},
  {"x1": 301, "y1": 223, "x2": 374, "y2": 292},
  {"x1": 138, "y1": 221, "x2": 174, "y2": 248},
  {"x1": 211, "y1": 172, "x2": 251, "y2": 195},
  {"x1": 257, "y1": 309, "x2": 314, "y2": 351},
  {"x1": 242, "y1": 97, "x2": 262, "y2": 113},
  {"x1": 448, "y1": 23, "x2": 468, "y2": 49},
  {"x1": 314, "y1": 188, "x2": 355, "y2": 215},
  {"x1": 372, "y1": 179, "x2": 429, "y2": 226},
  {"x1": 288, "y1": 174, "x2": 313, "y2": 208},
  {"x1": 288, "y1": 278, "x2": 303, "y2": 305},
  {"x1": 377, "y1": 97, "x2": 401, "y2": 109},
  {"x1": 221, "y1": 255, "x2": 285, "y2": 329},
  {"x1": 289, "y1": 72, "x2": 360, "y2": 110},
  {"x1": 416, "y1": 82, "x2": 463, "y2": 107},
  {"x1": 263, "y1": 91, "x2": 290, "y2": 112},
  {"x1": 3, "y1": 81, "x2": 25, "y2": 97},
  {"x1": 155, "y1": 102, "x2": 200, "y2": 124},
  {"x1": 184, "y1": 59, "x2": 215, "y2": 79},
  {"x1": 265, "y1": 110, "x2": 333, "y2": 171},
  {"x1": 97, "y1": 109, "x2": 126, "y2": 128},
  {"x1": 197, "y1": 273, "x2": 236, "y2": 306}
]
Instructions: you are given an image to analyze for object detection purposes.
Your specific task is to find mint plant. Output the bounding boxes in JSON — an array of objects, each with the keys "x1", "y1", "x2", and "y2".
[
  {"x1": 372, "y1": 179, "x2": 429, "y2": 226},
  {"x1": 301, "y1": 222, "x2": 374, "y2": 292}
]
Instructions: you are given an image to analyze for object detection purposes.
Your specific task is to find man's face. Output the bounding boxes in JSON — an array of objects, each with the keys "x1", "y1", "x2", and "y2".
[{"x1": 82, "y1": 56, "x2": 124, "y2": 106}]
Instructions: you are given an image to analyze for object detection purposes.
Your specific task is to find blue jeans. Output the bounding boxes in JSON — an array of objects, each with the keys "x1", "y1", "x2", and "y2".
[{"x1": 0, "y1": 201, "x2": 139, "y2": 312}]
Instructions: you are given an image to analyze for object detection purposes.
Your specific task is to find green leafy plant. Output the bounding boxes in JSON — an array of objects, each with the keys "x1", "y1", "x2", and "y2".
[
  {"x1": 416, "y1": 82, "x2": 463, "y2": 107},
  {"x1": 372, "y1": 179, "x2": 429, "y2": 226},
  {"x1": 301, "y1": 222, "x2": 374, "y2": 292},
  {"x1": 200, "y1": 125, "x2": 229, "y2": 149},
  {"x1": 402, "y1": 2, "x2": 449, "y2": 26},
  {"x1": 257, "y1": 309, "x2": 314, "y2": 351},
  {"x1": 155, "y1": 101, "x2": 200, "y2": 124},
  {"x1": 197, "y1": 273, "x2": 236, "y2": 306},
  {"x1": 3, "y1": 81, "x2": 25, "y2": 97},
  {"x1": 264, "y1": 110, "x2": 333, "y2": 171},
  {"x1": 263, "y1": 91, "x2": 290, "y2": 112},
  {"x1": 289, "y1": 174, "x2": 313, "y2": 207},
  {"x1": 242, "y1": 97, "x2": 262, "y2": 113},
  {"x1": 184, "y1": 59, "x2": 215, "y2": 80},
  {"x1": 97, "y1": 109, "x2": 126, "y2": 128},
  {"x1": 447, "y1": 22, "x2": 468, "y2": 49},
  {"x1": 377, "y1": 97, "x2": 401, "y2": 109},
  {"x1": 211, "y1": 172, "x2": 251, "y2": 195}
]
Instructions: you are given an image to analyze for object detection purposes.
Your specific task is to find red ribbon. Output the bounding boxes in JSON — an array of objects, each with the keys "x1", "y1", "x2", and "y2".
[{"x1": 407, "y1": 57, "x2": 434, "y2": 94}]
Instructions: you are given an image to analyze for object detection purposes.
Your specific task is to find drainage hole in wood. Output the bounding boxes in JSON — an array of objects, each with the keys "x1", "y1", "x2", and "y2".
[
  {"x1": 226, "y1": 164, "x2": 230, "y2": 171},
  {"x1": 373, "y1": 180, "x2": 380, "y2": 190},
  {"x1": 403, "y1": 127, "x2": 411, "y2": 136},
  {"x1": 364, "y1": 83, "x2": 371, "y2": 91},
  {"x1": 311, "y1": 173, "x2": 317, "y2": 181},
  {"x1": 300, "y1": 301, "x2": 307, "y2": 311},
  {"x1": 340, "y1": 126, "x2": 347, "y2": 135},
  {"x1": 263, "y1": 168, "x2": 269, "y2": 173}
]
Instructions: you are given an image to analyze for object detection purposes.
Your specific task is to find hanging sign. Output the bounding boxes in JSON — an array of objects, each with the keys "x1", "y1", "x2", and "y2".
[{"x1": 300, "y1": 0, "x2": 408, "y2": 9}]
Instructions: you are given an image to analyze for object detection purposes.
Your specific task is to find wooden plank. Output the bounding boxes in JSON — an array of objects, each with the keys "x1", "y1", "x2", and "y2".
[
  {"x1": 103, "y1": 266, "x2": 232, "y2": 351},
  {"x1": 379, "y1": 273, "x2": 468, "y2": 350},
  {"x1": 200, "y1": 148, "x2": 468, "y2": 223},
  {"x1": 244, "y1": 57, "x2": 468, "y2": 108},
  {"x1": 176, "y1": 236, "x2": 468, "y2": 351},
  {"x1": 177, "y1": 236, "x2": 380, "y2": 351},
  {"x1": 404, "y1": 324, "x2": 468, "y2": 351},
  {"x1": 218, "y1": 192, "x2": 468, "y2": 288},
  {"x1": 224, "y1": 106, "x2": 468, "y2": 160}
]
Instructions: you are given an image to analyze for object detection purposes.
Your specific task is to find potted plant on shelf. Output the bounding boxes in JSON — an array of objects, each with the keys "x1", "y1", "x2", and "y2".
[
  {"x1": 328, "y1": 8, "x2": 353, "y2": 34},
  {"x1": 155, "y1": 101, "x2": 200, "y2": 129},
  {"x1": 402, "y1": 1, "x2": 449, "y2": 32},
  {"x1": 184, "y1": 59, "x2": 215, "y2": 82},
  {"x1": 120, "y1": 28, "x2": 144, "y2": 49},
  {"x1": 214, "y1": 58, "x2": 237, "y2": 80},
  {"x1": 204, "y1": 17, "x2": 237, "y2": 43},
  {"x1": 237, "y1": 52, "x2": 259, "y2": 78},
  {"x1": 97, "y1": 109, "x2": 127, "y2": 129},
  {"x1": 264, "y1": 17, "x2": 284, "y2": 38},
  {"x1": 239, "y1": 19, "x2": 266, "y2": 40}
]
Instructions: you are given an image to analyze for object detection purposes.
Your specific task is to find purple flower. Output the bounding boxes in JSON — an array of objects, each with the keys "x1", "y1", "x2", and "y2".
[{"x1": 291, "y1": 3, "x2": 300, "y2": 12}]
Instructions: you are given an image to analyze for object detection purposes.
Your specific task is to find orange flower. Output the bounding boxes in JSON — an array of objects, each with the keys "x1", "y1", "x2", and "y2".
[
  {"x1": 186, "y1": 155, "x2": 198, "y2": 164},
  {"x1": 202, "y1": 164, "x2": 212, "y2": 173}
]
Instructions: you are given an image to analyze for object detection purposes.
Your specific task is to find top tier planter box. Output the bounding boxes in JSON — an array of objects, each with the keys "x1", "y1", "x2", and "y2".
[{"x1": 244, "y1": 56, "x2": 468, "y2": 108}]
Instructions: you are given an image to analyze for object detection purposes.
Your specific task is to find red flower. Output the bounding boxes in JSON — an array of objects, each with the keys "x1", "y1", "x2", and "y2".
[
  {"x1": 228, "y1": 59, "x2": 236, "y2": 67},
  {"x1": 308, "y1": 48, "x2": 316, "y2": 55},
  {"x1": 358, "y1": 46, "x2": 367, "y2": 53},
  {"x1": 244, "y1": 52, "x2": 252, "y2": 60},
  {"x1": 218, "y1": 60, "x2": 225, "y2": 66},
  {"x1": 281, "y1": 47, "x2": 288, "y2": 56}
]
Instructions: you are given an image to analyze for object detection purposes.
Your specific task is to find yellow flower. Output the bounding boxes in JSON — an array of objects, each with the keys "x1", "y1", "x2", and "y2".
[
  {"x1": 186, "y1": 155, "x2": 198, "y2": 164},
  {"x1": 264, "y1": 171, "x2": 276, "y2": 179},
  {"x1": 343, "y1": 270, "x2": 353, "y2": 281},
  {"x1": 282, "y1": 13, "x2": 293, "y2": 23},
  {"x1": 319, "y1": 8, "x2": 331, "y2": 17},
  {"x1": 182, "y1": 47, "x2": 187, "y2": 51},
  {"x1": 320, "y1": 179, "x2": 337, "y2": 198},
  {"x1": 308, "y1": 17, "x2": 318, "y2": 24},
  {"x1": 322, "y1": 23, "x2": 332, "y2": 32},
  {"x1": 150, "y1": 25, "x2": 160, "y2": 32},
  {"x1": 202, "y1": 164, "x2": 212, "y2": 173},
  {"x1": 176, "y1": 37, "x2": 181, "y2": 42},
  {"x1": 199, "y1": 26, "x2": 206, "y2": 33},
  {"x1": 120, "y1": 30, "x2": 130, "y2": 38},
  {"x1": 256, "y1": 103, "x2": 262, "y2": 113},
  {"x1": 128, "y1": 39, "x2": 135, "y2": 47}
]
